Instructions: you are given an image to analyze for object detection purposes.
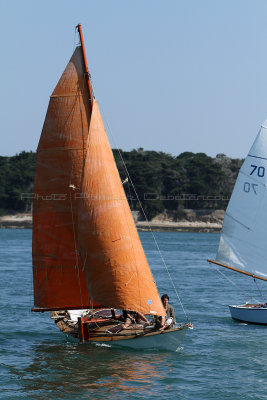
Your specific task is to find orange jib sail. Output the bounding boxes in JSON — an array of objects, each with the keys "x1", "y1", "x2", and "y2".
[
  {"x1": 32, "y1": 47, "x2": 98, "y2": 309},
  {"x1": 78, "y1": 101, "x2": 165, "y2": 316}
]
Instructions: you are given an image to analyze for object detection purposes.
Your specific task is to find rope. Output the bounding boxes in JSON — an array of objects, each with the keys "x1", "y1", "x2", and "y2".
[
  {"x1": 68, "y1": 90, "x2": 88, "y2": 311},
  {"x1": 126, "y1": 179, "x2": 135, "y2": 210},
  {"x1": 209, "y1": 261, "x2": 259, "y2": 303},
  {"x1": 69, "y1": 185, "x2": 84, "y2": 309},
  {"x1": 253, "y1": 278, "x2": 266, "y2": 303},
  {"x1": 97, "y1": 101, "x2": 189, "y2": 322}
]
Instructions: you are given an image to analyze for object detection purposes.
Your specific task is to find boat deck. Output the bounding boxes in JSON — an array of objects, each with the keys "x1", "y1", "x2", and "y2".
[{"x1": 50, "y1": 310, "x2": 188, "y2": 343}]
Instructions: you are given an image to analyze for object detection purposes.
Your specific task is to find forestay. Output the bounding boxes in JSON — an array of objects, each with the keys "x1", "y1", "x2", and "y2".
[{"x1": 216, "y1": 121, "x2": 267, "y2": 279}]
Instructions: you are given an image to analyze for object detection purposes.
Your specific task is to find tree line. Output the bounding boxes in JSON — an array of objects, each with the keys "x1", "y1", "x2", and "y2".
[{"x1": 0, "y1": 149, "x2": 243, "y2": 219}]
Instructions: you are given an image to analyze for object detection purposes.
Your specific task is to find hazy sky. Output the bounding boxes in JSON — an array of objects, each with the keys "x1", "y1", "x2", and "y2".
[{"x1": 2, "y1": 0, "x2": 267, "y2": 158}]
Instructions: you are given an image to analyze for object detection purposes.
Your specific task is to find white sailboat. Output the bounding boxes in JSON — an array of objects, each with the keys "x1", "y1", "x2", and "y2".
[{"x1": 208, "y1": 120, "x2": 267, "y2": 324}]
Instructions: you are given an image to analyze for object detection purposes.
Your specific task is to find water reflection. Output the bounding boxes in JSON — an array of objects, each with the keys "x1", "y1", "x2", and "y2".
[{"x1": 17, "y1": 339, "x2": 179, "y2": 399}]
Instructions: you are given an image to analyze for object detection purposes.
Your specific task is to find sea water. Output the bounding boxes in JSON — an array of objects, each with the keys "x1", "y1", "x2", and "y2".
[{"x1": 1, "y1": 229, "x2": 267, "y2": 400}]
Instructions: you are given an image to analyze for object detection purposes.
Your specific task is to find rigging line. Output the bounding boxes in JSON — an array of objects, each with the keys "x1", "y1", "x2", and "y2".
[
  {"x1": 209, "y1": 262, "x2": 259, "y2": 302},
  {"x1": 69, "y1": 187, "x2": 84, "y2": 308},
  {"x1": 67, "y1": 77, "x2": 88, "y2": 274},
  {"x1": 97, "y1": 101, "x2": 189, "y2": 321},
  {"x1": 118, "y1": 154, "x2": 134, "y2": 210},
  {"x1": 253, "y1": 278, "x2": 266, "y2": 303},
  {"x1": 78, "y1": 77, "x2": 88, "y2": 164},
  {"x1": 126, "y1": 177, "x2": 135, "y2": 210},
  {"x1": 69, "y1": 91, "x2": 87, "y2": 309},
  {"x1": 69, "y1": 148, "x2": 84, "y2": 309}
]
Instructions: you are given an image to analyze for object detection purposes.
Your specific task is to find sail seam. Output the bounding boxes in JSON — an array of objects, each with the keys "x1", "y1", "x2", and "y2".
[
  {"x1": 208, "y1": 260, "x2": 260, "y2": 301},
  {"x1": 38, "y1": 148, "x2": 84, "y2": 152},
  {"x1": 248, "y1": 154, "x2": 267, "y2": 161},
  {"x1": 50, "y1": 94, "x2": 88, "y2": 98},
  {"x1": 225, "y1": 212, "x2": 251, "y2": 231},
  {"x1": 125, "y1": 272, "x2": 137, "y2": 286}
]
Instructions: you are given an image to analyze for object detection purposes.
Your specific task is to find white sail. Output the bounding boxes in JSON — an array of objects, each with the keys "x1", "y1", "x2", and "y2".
[{"x1": 216, "y1": 120, "x2": 267, "y2": 279}]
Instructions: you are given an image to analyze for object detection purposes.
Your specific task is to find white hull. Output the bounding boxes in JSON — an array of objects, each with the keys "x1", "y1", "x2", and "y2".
[
  {"x1": 95, "y1": 325, "x2": 188, "y2": 351},
  {"x1": 229, "y1": 304, "x2": 267, "y2": 325}
]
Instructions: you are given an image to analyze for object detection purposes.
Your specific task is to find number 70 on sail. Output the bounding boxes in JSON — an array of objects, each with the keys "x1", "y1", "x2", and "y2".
[
  {"x1": 242, "y1": 164, "x2": 265, "y2": 194},
  {"x1": 241, "y1": 161, "x2": 267, "y2": 196}
]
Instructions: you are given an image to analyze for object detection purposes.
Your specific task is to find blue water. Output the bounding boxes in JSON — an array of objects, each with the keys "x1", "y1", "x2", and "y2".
[{"x1": 1, "y1": 229, "x2": 267, "y2": 399}]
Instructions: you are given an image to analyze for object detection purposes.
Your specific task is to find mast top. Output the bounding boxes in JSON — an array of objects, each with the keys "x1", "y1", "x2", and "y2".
[{"x1": 76, "y1": 24, "x2": 93, "y2": 104}]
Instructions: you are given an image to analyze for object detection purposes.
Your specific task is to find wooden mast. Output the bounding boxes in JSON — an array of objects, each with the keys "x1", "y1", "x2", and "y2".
[{"x1": 76, "y1": 23, "x2": 93, "y2": 104}]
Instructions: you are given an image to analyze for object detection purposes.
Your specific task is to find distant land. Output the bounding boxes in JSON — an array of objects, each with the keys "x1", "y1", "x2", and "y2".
[{"x1": 0, "y1": 150, "x2": 243, "y2": 230}]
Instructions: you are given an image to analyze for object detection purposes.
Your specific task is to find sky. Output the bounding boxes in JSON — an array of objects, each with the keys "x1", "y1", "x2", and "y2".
[{"x1": 2, "y1": 0, "x2": 267, "y2": 158}]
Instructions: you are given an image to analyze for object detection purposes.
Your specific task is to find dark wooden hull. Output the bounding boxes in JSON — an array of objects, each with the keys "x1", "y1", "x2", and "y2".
[{"x1": 51, "y1": 310, "x2": 190, "y2": 350}]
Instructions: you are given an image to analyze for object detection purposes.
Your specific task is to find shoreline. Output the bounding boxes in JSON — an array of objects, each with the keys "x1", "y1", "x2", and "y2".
[
  {"x1": 0, "y1": 213, "x2": 33, "y2": 229},
  {"x1": 0, "y1": 212, "x2": 223, "y2": 232},
  {"x1": 136, "y1": 221, "x2": 221, "y2": 233}
]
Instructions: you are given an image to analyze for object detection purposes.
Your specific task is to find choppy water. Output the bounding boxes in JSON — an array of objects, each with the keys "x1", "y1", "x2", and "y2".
[{"x1": 1, "y1": 229, "x2": 267, "y2": 399}]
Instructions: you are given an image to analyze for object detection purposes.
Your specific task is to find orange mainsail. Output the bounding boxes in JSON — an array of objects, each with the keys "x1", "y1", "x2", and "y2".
[
  {"x1": 32, "y1": 47, "x2": 97, "y2": 309},
  {"x1": 78, "y1": 101, "x2": 165, "y2": 316},
  {"x1": 33, "y1": 31, "x2": 165, "y2": 316}
]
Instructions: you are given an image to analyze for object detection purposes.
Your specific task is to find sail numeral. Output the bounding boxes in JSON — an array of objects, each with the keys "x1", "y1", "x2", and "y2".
[
  {"x1": 250, "y1": 164, "x2": 265, "y2": 177},
  {"x1": 258, "y1": 166, "x2": 265, "y2": 177},
  {"x1": 243, "y1": 182, "x2": 258, "y2": 194}
]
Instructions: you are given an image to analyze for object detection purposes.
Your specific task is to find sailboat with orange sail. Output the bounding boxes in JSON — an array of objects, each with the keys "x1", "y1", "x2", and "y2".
[{"x1": 31, "y1": 24, "x2": 191, "y2": 350}]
